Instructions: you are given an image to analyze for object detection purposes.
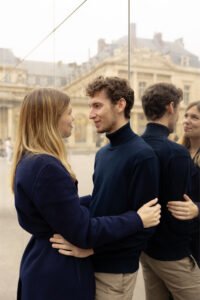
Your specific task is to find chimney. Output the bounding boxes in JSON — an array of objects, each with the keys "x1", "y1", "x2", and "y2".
[
  {"x1": 174, "y1": 38, "x2": 184, "y2": 48},
  {"x1": 98, "y1": 39, "x2": 106, "y2": 53},
  {"x1": 154, "y1": 32, "x2": 163, "y2": 45},
  {"x1": 130, "y1": 23, "x2": 137, "y2": 49}
]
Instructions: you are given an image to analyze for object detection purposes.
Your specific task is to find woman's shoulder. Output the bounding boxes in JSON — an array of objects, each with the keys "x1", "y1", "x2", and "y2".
[
  {"x1": 22, "y1": 153, "x2": 60, "y2": 167},
  {"x1": 17, "y1": 153, "x2": 63, "y2": 179}
]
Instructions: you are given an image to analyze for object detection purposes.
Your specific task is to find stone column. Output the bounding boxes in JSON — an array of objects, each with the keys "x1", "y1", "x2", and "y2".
[
  {"x1": 87, "y1": 121, "x2": 95, "y2": 148},
  {"x1": 132, "y1": 71, "x2": 138, "y2": 103},
  {"x1": 8, "y1": 107, "x2": 13, "y2": 139},
  {"x1": 0, "y1": 106, "x2": 8, "y2": 139}
]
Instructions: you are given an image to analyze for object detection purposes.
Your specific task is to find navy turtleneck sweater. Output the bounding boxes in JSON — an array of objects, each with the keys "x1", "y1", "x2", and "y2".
[
  {"x1": 90, "y1": 122, "x2": 159, "y2": 273},
  {"x1": 142, "y1": 123, "x2": 194, "y2": 260}
]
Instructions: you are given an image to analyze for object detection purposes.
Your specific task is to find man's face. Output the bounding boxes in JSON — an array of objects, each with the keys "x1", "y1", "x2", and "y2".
[
  {"x1": 168, "y1": 103, "x2": 180, "y2": 133},
  {"x1": 88, "y1": 90, "x2": 120, "y2": 134}
]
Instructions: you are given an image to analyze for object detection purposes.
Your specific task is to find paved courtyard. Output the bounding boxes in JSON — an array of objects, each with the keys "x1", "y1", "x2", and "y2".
[{"x1": 0, "y1": 154, "x2": 145, "y2": 300}]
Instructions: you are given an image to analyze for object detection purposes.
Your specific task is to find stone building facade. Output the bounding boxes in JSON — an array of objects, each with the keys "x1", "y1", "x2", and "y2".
[{"x1": 1, "y1": 25, "x2": 200, "y2": 151}]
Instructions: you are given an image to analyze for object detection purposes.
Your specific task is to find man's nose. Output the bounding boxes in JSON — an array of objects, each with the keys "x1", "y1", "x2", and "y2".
[{"x1": 89, "y1": 109, "x2": 96, "y2": 119}]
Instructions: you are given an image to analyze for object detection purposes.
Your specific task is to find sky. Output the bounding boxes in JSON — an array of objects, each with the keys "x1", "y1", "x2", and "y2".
[{"x1": 0, "y1": 0, "x2": 200, "y2": 64}]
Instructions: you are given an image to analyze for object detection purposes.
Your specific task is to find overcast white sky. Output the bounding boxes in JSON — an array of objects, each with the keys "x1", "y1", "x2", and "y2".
[{"x1": 0, "y1": 0, "x2": 199, "y2": 64}]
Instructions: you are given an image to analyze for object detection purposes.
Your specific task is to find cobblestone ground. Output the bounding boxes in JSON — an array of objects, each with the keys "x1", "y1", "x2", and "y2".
[{"x1": 0, "y1": 154, "x2": 145, "y2": 300}]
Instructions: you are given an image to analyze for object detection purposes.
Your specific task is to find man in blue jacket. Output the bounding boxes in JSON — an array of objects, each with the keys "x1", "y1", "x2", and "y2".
[
  {"x1": 140, "y1": 82, "x2": 200, "y2": 300},
  {"x1": 51, "y1": 76, "x2": 160, "y2": 300}
]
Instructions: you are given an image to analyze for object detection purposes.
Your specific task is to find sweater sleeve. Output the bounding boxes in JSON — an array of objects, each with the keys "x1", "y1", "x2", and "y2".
[
  {"x1": 94, "y1": 154, "x2": 160, "y2": 254},
  {"x1": 79, "y1": 195, "x2": 92, "y2": 207},
  {"x1": 165, "y1": 155, "x2": 193, "y2": 235},
  {"x1": 33, "y1": 163, "x2": 144, "y2": 249}
]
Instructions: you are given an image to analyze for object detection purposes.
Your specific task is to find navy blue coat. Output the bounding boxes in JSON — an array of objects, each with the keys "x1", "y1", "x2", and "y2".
[{"x1": 14, "y1": 154, "x2": 144, "y2": 300}]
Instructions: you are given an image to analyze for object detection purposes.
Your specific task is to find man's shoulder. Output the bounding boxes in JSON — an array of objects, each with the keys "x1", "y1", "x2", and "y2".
[
  {"x1": 129, "y1": 135, "x2": 157, "y2": 162},
  {"x1": 95, "y1": 144, "x2": 109, "y2": 155},
  {"x1": 163, "y1": 139, "x2": 189, "y2": 158},
  {"x1": 143, "y1": 135, "x2": 189, "y2": 159}
]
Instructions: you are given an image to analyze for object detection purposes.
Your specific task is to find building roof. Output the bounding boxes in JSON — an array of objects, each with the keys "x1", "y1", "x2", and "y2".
[
  {"x1": 129, "y1": 36, "x2": 199, "y2": 68},
  {"x1": 0, "y1": 48, "x2": 19, "y2": 65},
  {"x1": 21, "y1": 60, "x2": 72, "y2": 77},
  {"x1": 96, "y1": 25, "x2": 200, "y2": 69},
  {"x1": 0, "y1": 48, "x2": 73, "y2": 78}
]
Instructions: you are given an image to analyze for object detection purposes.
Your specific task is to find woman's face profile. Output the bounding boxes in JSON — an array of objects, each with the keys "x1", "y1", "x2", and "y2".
[
  {"x1": 57, "y1": 104, "x2": 74, "y2": 138},
  {"x1": 183, "y1": 105, "x2": 200, "y2": 138}
]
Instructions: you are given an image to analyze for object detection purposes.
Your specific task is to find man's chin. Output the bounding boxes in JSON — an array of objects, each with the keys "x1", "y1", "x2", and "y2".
[{"x1": 96, "y1": 129, "x2": 104, "y2": 134}]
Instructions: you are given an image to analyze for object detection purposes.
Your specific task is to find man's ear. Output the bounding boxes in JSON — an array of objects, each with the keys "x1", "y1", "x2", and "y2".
[
  {"x1": 166, "y1": 101, "x2": 174, "y2": 114},
  {"x1": 117, "y1": 98, "x2": 126, "y2": 113}
]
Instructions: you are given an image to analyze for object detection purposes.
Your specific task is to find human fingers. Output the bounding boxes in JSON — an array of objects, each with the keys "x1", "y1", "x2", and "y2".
[
  {"x1": 153, "y1": 203, "x2": 161, "y2": 212},
  {"x1": 167, "y1": 201, "x2": 185, "y2": 207},
  {"x1": 183, "y1": 194, "x2": 192, "y2": 202},
  {"x1": 50, "y1": 237, "x2": 64, "y2": 244},
  {"x1": 168, "y1": 208, "x2": 189, "y2": 216},
  {"x1": 53, "y1": 234, "x2": 63, "y2": 238},
  {"x1": 50, "y1": 236, "x2": 74, "y2": 248},
  {"x1": 52, "y1": 243, "x2": 73, "y2": 251},
  {"x1": 167, "y1": 205, "x2": 189, "y2": 213},
  {"x1": 144, "y1": 198, "x2": 158, "y2": 207},
  {"x1": 58, "y1": 249, "x2": 73, "y2": 256},
  {"x1": 170, "y1": 212, "x2": 191, "y2": 220}
]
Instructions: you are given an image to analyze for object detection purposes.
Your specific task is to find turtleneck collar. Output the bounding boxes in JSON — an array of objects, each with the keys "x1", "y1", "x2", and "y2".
[
  {"x1": 144, "y1": 122, "x2": 170, "y2": 137},
  {"x1": 106, "y1": 122, "x2": 135, "y2": 147}
]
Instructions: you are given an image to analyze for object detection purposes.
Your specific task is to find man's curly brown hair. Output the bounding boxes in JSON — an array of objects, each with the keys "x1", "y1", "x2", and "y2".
[{"x1": 86, "y1": 76, "x2": 134, "y2": 119}]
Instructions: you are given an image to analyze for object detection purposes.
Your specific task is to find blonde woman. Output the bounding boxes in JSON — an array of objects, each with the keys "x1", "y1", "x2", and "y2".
[
  {"x1": 12, "y1": 88, "x2": 161, "y2": 300},
  {"x1": 168, "y1": 101, "x2": 200, "y2": 266}
]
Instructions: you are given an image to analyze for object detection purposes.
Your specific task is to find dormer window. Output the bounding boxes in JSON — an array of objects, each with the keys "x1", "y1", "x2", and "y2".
[
  {"x1": 183, "y1": 84, "x2": 190, "y2": 105},
  {"x1": 181, "y1": 56, "x2": 190, "y2": 67}
]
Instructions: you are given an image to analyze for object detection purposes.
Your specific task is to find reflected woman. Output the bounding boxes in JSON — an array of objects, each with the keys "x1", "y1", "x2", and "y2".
[{"x1": 168, "y1": 101, "x2": 200, "y2": 266}]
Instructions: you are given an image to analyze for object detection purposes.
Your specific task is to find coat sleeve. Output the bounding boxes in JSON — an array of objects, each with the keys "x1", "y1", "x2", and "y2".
[
  {"x1": 79, "y1": 195, "x2": 92, "y2": 207},
  {"x1": 165, "y1": 155, "x2": 193, "y2": 235},
  {"x1": 33, "y1": 163, "x2": 144, "y2": 249}
]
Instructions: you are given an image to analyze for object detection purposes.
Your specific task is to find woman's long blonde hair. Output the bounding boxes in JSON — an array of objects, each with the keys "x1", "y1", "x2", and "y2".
[
  {"x1": 11, "y1": 88, "x2": 76, "y2": 190},
  {"x1": 179, "y1": 101, "x2": 200, "y2": 167}
]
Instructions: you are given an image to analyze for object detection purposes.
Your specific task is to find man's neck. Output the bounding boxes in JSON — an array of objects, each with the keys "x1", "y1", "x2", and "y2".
[
  {"x1": 107, "y1": 119, "x2": 129, "y2": 134},
  {"x1": 149, "y1": 118, "x2": 169, "y2": 129}
]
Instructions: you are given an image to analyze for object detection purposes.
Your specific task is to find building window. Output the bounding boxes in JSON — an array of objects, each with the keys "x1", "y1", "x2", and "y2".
[
  {"x1": 28, "y1": 75, "x2": 36, "y2": 85},
  {"x1": 36, "y1": 76, "x2": 41, "y2": 85},
  {"x1": 47, "y1": 76, "x2": 53, "y2": 86},
  {"x1": 138, "y1": 82, "x2": 146, "y2": 99},
  {"x1": 55, "y1": 78, "x2": 61, "y2": 86},
  {"x1": 17, "y1": 73, "x2": 25, "y2": 84},
  {"x1": 40, "y1": 76, "x2": 48, "y2": 86},
  {"x1": 183, "y1": 85, "x2": 190, "y2": 105},
  {"x1": 181, "y1": 56, "x2": 190, "y2": 67},
  {"x1": 74, "y1": 114, "x2": 87, "y2": 143},
  {"x1": 4, "y1": 72, "x2": 11, "y2": 83},
  {"x1": 61, "y1": 78, "x2": 67, "y2": 86}
]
